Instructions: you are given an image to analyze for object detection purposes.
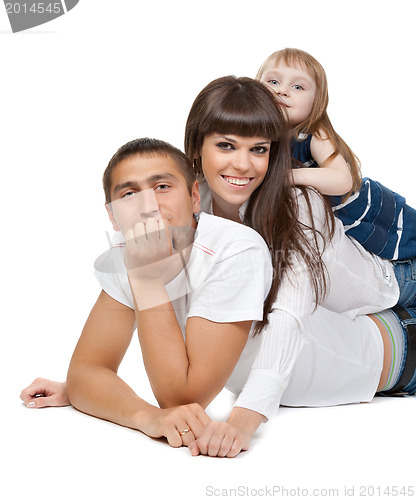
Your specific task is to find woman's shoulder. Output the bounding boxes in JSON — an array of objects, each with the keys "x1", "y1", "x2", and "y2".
[{"x1": 292, "y1": 187, "x2": 332, "y2": 229}]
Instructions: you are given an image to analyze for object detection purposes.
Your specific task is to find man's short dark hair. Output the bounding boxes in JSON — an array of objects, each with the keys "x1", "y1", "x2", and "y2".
[{"x1": 103, "y1": 138, "x2": 196, "y2": 204}]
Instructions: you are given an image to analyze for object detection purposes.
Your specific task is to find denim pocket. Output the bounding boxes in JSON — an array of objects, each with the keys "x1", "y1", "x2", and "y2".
[{"x1": 393, "y1": 258, "x2": 416, "y2": 308}]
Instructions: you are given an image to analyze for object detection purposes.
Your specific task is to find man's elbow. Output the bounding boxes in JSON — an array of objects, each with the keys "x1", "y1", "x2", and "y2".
[
  {"x1": 155, "y1": 389, "x2": 213, "y2": 410},
  {"x1": 66, "y1": 366, "x2": 82, "y2": 407}
]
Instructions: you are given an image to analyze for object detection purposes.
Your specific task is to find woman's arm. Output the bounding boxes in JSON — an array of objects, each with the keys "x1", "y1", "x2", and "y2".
[
  {"x1": 292, "y1": 134, "x2": 353, "y2": 196},
  {"x1": 233, "y1": 190, "x2": 332, "y2": 420}
]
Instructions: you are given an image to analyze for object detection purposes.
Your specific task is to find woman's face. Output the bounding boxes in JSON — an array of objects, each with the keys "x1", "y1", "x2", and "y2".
[{"x1": 200, "y1": 133, "x2": 271, "y2": 216}]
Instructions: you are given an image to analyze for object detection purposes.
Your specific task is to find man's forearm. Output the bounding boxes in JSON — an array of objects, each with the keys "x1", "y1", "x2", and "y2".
[
  {"x1": 66, "y1": 364, "x2": 157, "y2": 432},
  {"x1": 129, "y1": 275, "x2": 250, "y2": 410},
  {"x1": 130, "y1": 275, "x2": 193, "y2": 407}
]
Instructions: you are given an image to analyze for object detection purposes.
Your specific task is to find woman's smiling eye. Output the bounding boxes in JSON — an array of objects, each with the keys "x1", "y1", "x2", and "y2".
[
  {"x1": 216, "y1": 142, "x2": 235, "y2": 151},
  {"x1": 251, "y1": 146, "x2": 269, "y2": 154}
]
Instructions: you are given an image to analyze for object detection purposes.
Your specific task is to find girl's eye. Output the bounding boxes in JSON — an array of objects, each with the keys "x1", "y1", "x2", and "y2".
[
  {"x1": 268, "y1": 79, "x2": 279, "y2": 86},
  {"x1": 216, "y1": 142, "x2": 234, "y2": 151},
  {"x1": 292, "y1": 84, "x2": 304, "y2": 90}
]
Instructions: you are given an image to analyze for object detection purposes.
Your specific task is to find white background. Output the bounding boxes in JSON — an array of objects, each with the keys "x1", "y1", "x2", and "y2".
[{"x1": 1, "y1": 1, "x2": 415, "y2": 499}]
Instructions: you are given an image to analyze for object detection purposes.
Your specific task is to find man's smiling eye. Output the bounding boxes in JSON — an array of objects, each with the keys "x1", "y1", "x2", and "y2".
[
  {"x1": 155, "y1": 184, "x2": 170, "y2": 191},
  {"x1": 121, "y1": 191, "x2": 136, "y2": 198}
]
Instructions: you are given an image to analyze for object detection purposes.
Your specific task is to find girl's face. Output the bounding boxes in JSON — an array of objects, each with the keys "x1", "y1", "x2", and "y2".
[
  {"x1": 200, "y1": 133, "x2": 270, "y2": 220},
  {"x1": 260, "y1": 61, "x2": 316, "y2": 128}
]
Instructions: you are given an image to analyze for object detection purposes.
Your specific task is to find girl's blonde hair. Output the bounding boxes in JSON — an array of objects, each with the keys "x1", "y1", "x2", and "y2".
[{"x1": 256, "y1": 48, "x2": 361, "y2": 195}]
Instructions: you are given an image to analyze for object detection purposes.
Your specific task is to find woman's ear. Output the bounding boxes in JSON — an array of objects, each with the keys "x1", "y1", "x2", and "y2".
[
  {"x1": 191, "y1": 180, "x2": 201, "y2": 215},
  {"x1": 105, "y1": 204, "x2": 120, "y2": 231},
  {"x1": 193, "y1": 156, "x2": 203, "y2": 177}
]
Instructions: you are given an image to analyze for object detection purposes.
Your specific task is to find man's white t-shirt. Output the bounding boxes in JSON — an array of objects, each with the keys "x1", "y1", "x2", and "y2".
[{"x1": 94, "y1": 211, "x2": 272, "y2": 338}]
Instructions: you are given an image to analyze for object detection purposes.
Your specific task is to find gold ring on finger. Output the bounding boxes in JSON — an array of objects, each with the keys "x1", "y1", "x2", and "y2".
[{"x1": 179, "y1": 428, "x2": 190, "y2": 436}]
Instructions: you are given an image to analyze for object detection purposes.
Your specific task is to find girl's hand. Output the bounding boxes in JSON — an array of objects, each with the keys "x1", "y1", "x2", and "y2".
[
  {"x1": 20, "y1": 378, "x2": 70, "y2": 408},
  {"x1": 188, "y1": 421, "x2": 253, "y2": 458}
]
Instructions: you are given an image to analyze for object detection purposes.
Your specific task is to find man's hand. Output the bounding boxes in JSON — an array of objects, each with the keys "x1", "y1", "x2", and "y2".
[
  {"x1": 124, "y1": 218, "x2": 191, "y2": 284},
  {"x1": 20, "y1": 378, "x2": 70, "y2": 408},
  {"x1": 139, "y1": 403, "x2": 211, "y2": 448}
]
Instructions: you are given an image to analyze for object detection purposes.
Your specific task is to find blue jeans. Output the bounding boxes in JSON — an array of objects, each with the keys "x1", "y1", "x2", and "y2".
[{"x1": 393, "y1": 257, "x2": 416, "y2": 308}]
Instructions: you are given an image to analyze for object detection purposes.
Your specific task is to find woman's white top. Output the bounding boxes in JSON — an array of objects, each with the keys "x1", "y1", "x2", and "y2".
[{"x1": 199, "y1": 179, "x2": 399, "y2": 420}]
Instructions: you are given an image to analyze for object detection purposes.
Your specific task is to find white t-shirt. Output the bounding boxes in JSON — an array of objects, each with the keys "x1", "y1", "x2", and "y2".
[
  {"x1": 94, "y1": 212, "x2": 272, "y2": 337},
  {"x1": 199, "y1": 180, "x2": 399, "y2": 419}
]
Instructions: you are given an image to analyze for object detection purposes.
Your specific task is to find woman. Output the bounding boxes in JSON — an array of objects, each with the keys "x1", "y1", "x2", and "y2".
[
  {"x1": 20, "y1": 77, "x2": 416, "y2": 458},
  {"x1": 182, "y1": 76, "x2": 415, "y2": 455}
]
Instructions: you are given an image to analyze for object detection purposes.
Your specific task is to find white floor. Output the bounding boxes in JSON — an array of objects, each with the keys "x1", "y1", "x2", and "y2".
[{"x1": 6, "y1": 341, "x2": 415, "y2": 500}]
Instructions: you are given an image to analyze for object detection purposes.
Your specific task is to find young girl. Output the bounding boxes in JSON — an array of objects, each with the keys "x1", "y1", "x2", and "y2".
[{"x1": 256, "y1": 48, "x2": 416, "y2": 261}]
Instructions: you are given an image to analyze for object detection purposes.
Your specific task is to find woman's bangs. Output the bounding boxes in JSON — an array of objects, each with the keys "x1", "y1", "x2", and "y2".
[{"x1": 207, "y1": 103, "x2": 278, "y2": 140}]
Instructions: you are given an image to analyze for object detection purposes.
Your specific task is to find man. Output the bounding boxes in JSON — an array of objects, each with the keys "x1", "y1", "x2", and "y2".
[{"x1": 21, "y1": 138, "x2": 272, "y2": 451}]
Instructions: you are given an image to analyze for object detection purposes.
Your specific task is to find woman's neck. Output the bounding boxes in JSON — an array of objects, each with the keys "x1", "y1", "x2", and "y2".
[{"x1": 212, "y1": 196, "x2": 242, "y2": 224}]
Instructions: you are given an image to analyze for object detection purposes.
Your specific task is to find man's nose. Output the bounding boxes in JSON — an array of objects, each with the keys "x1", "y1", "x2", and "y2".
[{"x1": 138, "y1": 189, "x2": 160, "y2": 219}]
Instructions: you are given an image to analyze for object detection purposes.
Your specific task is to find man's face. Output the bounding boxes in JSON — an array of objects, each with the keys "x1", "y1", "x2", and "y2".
[{"x1": 107, "y1": 153, "x2": 200, "y2": 237}]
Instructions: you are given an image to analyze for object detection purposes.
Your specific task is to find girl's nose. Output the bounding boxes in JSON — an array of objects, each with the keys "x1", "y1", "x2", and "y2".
[{"x1": 277, "y1": 85, "x2": 289, "y2": 97}]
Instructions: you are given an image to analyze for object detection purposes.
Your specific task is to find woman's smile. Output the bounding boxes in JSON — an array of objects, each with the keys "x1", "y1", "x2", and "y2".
[{"x1": 221, "y1": 175, "x2": 253, "y2": 187}]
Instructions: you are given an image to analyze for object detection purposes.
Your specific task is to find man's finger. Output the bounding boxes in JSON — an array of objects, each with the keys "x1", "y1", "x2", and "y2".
[
  {"x1": 144, "y1": 218, "x2": 159, "y2": 238},
  {"x1": 188, "y1": 440, "x2": 201, "y2": 456},
  {"x1": 133, "y1": 221, "x2": 146, "y2": 240}
]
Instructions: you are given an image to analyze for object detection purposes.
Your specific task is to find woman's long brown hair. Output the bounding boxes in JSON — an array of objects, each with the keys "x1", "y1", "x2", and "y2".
[{"x1": 185, "y1": 76, "x2": 334, "y2": 334}]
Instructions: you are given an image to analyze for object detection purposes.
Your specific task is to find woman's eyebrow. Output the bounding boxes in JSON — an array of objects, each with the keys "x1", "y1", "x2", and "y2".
[
  {"x1": 218, "y1": 135, "x2": 237, "y2": 144},
  {"x1": 217, "y1": 136, "x2": 270, "y2": 145}
]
